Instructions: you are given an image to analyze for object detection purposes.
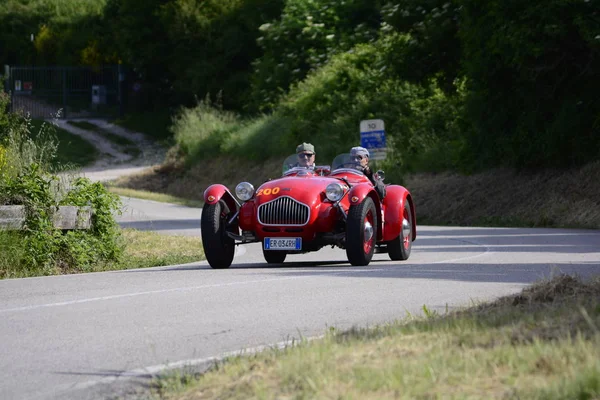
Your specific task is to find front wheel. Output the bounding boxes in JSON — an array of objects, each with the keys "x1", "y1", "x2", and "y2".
[
  {"x1": 388, "y1": 202, "x2": 412, "y2": 261},
  {"x1": 346, "y1": 197, "x2": 377, "y2": 266},
  {"x1": 263, "y1": 249, "x2": 287, "y2": 264},
  {"x1": 201, "y1": 201, "x2": 235, "y2": 269}
]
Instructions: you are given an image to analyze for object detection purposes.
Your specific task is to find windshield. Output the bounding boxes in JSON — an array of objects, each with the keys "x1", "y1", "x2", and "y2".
[
  {"x1": 282, "y1": 154, "x2": 313, "y2": 175},
  {"x1": 281, "y1": 154, "x2": 330, "y2": 176},
  {"x1": 331, "y1": 153, "x2": 365, "y2": 175}
]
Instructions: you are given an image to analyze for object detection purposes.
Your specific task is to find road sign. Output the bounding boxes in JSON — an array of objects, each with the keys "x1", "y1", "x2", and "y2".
[{"x1": 360, "y1": 119, "x2": 386, "y2": 160}]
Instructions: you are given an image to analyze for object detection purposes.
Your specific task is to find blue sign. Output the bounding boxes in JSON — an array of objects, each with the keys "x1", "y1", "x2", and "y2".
[
  {"x1": 360, "y1": 119, "x2": 387, "y2": 160},
  {"x1": 360, "y1": 130, "x2": 386, "y2": 150}
]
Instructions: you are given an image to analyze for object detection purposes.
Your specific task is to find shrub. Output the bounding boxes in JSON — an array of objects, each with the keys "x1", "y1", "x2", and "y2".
[
  {"x1": 459, "y1": 0, "x2": 600, "y2": 168},
  {"x1": 249, "y1": 0, "x2": 382, "y2": 111},
  {"x1": 277, "y1": 40, "x2": 467, "y2": 178},
  {"x1": 0, "y1": 105, "x2": 123, "y2": 278}
]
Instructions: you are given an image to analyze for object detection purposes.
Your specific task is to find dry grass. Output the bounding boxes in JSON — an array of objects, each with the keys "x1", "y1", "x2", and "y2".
[
  {"x1": 154, "y1": 274, "x2": 600, "y2": 400},
  {"x1": 404, "y1": 161, "x2": 600, "y2": 228}
]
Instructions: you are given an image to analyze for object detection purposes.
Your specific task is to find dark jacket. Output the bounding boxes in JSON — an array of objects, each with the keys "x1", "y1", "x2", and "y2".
[{"x1": 362, "y1": 166, "x2": 386, "y2": 200}]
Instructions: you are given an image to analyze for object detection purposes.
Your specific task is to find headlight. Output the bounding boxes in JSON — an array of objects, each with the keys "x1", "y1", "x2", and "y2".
[
  {"x1": 325, "y1": 183, "x2": 344, "y2": 202},
  {"x1": 235, "y1": 182, "x2": 255, "y2": 201}
]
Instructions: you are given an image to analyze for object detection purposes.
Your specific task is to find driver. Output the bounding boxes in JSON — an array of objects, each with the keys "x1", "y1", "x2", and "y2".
[
  {"x1": 350, "y1": 146, "x2": 386, "y2": 200},
  {"x1": 295, "y1": 142, "x2": 316, "y2": 168}
]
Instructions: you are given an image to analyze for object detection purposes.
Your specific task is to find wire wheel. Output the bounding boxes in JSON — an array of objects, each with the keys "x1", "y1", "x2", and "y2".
[
  {"x1": 346, "y1": 197, "x2": 377, "y2": 266},
  {"x1": 388, "y1": 202, "x2": 412, "y2": 261}
]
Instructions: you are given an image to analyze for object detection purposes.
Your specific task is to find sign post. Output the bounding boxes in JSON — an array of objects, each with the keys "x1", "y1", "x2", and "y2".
[{"x1": 360, "y1": 119, "x2": 386, "y2": 160}]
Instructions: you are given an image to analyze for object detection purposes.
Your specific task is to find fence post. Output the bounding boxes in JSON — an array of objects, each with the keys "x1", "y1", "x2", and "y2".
[
  {"x1": 3, "y1": 65, "x2": 8, "y2": 93},
  {"x1": 62, "y1": 67, "x2": 67, "y2": 119},
  {"x1": 118, "y1": 64, "x2": 124, "y2": 118},
  {"x1": 4, "y1": 65, "x2": 12, "y2": 113}
]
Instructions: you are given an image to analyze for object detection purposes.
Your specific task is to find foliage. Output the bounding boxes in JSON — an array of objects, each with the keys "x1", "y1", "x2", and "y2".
[
  {"x1": 1, "y1": 165, "x2": 123, "y2": 274},
  {"x1": 172, "y1": 39, "x2": 467, "y2": 180},
  {"x1": 0, "y1": 0, "x2": 108, "y2": 66},
  {"x1": 3, "y1": 0, "x2": 600, "y2": 172},
  {"x1": 249, "y1": 0, "x2": 382, "y2": 111},
  {"x1": 61, "y1": 177, "x2": 124, "y2": 262},
  {"x1": 171, "y1": 97, "x2": 242, "y2": 161},
  {"x1": 160, "y1": 0, "x2": 285, "y2": 109},
  {"x1": 0, "y1": 108, "x2": 123, "y2": 276},
  {"x1": 458, "y1": 0, "x2": 600, "y2": 169},
  {"x1": 102, "y1": 0, "x2": 283, "y2": 110},
  {"x1": 277, "y1": 40, "x2": 467, "y2": 177},
  {"x1": 379, "y1": 0, "x2": 462, "y2": 93}
]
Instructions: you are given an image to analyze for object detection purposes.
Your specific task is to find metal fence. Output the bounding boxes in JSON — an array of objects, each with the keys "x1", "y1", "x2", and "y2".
[{"x1": 3, "y1": 65, "x2": 123, "y2": 119}]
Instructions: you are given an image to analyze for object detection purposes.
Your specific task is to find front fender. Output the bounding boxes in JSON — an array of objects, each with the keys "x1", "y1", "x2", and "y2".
[
  {"x1": 347, "y1": 183, "x2": 383, "y2": 240},
  {"x1": 203, "y1": 184, "x2": 239, "y2": 214}
]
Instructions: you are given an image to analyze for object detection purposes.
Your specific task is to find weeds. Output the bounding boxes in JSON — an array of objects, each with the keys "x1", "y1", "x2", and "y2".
[{"x1": 0, "y1": 101, "x2": 123, "y2": 277}]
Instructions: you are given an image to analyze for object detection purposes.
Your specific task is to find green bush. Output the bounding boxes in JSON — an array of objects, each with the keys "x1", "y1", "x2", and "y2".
[
  {"x1": 458, "y1": 0, "x2": 600, "y2": 169},
  {"x1": 172, "y1": 38, "x2": 467, "y2": 180},
  {"x1": 277, "y1": 40, "x2": 467, "y2": 177},
  {"x1": 0, "y1": 106, "x2": 123, "y2": 278},
  {"x1": 249, "y1": 0, "x2": 382, "y2": 111}
]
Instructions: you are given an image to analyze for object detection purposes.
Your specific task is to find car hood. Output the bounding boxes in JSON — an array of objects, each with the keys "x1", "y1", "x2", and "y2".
[{"x1": 254, "y1": 176, "x2": 344, "y2": 207}]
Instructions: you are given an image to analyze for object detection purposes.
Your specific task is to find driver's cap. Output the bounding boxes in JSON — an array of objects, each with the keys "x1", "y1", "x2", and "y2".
[
  {"x1": 296, "y1": 142, "x2": 315, "y2": 154},
  {"x1": 351, "y1": 146, "x2": 369, "y2": 158}
]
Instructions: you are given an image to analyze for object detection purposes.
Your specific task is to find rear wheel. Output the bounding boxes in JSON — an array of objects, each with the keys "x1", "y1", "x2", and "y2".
[
  {"x1": 346, "y1": 197, "x2": 377, "y2": 266},
  {"x1": 263, "y1": 249, "x2": 287, "y2": 264},
  {"x1": 201, "y1": 201, "x2": 235, "y2": 269},
  {"x1": 388, "y1": 202, "x2": 412, "y2": 261}
]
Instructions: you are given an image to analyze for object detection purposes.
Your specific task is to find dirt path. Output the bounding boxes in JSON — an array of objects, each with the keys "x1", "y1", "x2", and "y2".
[{"x1": 54, "y1": 118, "x2": 167, "y2": 182}]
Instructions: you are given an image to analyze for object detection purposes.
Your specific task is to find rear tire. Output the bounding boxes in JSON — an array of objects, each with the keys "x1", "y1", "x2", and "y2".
[
  {"x1": 388, "y1": 202, "x2": 412, "y2": 261},
  {"x1": 346, "y1": 197, "x2": 377, "y2": 266},
  {"x1": 263, "y1": 249, "x2": 287, "y2": 264},
  {"x1": 201, "y1": 202, "x2": 235, "y2": 269}
]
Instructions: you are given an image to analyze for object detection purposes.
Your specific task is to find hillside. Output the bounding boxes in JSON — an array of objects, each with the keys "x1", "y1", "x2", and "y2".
[{"x1": 113, "y1": 157, "x2": 600, "y2": 230}]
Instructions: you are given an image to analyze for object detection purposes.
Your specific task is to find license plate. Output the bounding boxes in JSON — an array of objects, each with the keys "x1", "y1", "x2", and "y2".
[{"x1": 264, "y1": 237, "x2": 302, "y2": 250}]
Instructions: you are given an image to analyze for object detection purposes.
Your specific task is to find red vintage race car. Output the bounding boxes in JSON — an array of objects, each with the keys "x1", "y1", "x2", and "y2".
[{"x1": 201, "y1": 153, "x2": 416, "y2": 268}]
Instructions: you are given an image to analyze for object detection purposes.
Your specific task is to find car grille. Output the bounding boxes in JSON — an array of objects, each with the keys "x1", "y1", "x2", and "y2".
[{"x1": 258, "y1": 196, "x2": 310, "y2": 226}]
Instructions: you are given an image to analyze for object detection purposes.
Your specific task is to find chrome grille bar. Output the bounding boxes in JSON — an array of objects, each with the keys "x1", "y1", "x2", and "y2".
[{"x1": 258, "y1": 196, "x2": 309, "y2": 226}]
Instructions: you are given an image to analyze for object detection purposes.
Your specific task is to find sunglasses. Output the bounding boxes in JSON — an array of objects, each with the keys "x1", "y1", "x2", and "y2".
[
  {"x1": 298, "y1": 153, "x2": 315, "y2": 158},
  {"x1": 352, "y1": 155, "x2": 365, "y2": 161}
]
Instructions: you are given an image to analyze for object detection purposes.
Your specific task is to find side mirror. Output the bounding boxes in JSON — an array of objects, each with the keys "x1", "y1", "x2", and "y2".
[{"x1": 376, "y1": 170, "x2": 385, "y2": 181}]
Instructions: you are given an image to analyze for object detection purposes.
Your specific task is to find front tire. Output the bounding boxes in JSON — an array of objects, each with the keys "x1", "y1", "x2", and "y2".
[
  {"x1": 388, "y1": 202, "x2": 412, "y2": 261},
  {"x1": 263, "y1": 249, "x2": 287, "y2": 264},
  {"x1": 346, "y1": 197, "x2": 377, "y2": 266},
  {"x1": 201, "y1": 201, "x2": 235, "y2": 269}
]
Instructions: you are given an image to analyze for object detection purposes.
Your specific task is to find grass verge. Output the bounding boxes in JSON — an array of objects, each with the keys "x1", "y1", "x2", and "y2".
[
  {"x1": 30, "y1": 119, "x2": 99, "y2": 168},
  {"x1": 67, "y1": 120, "x2": 141, "y2": 157},
  {"x1": 113, "y1": 110, "x2": 174, "y2": 143},
  {"x1": 107, "y1": 186, "x2": 204, "y2": 208},
  {"x1": 149, "y1": 274, "x2": 600, "y2": 400},
  {"x1": 0, "y1": 228, "x2": 204, "y2": 279}
]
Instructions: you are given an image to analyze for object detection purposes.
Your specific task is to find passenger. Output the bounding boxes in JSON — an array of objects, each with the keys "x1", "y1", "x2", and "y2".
[{"x1": 350, "y1": 146, "x2": 386, "y2": 200}]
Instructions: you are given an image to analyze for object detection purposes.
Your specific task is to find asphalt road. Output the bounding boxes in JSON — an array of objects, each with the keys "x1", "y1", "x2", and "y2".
[{"x1": 1, "y1": 197, "x2": 599, "y2": 400}]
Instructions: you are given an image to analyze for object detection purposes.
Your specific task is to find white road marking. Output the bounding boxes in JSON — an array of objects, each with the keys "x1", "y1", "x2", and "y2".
[
  {"x1": 2, "y1": 238, "x2": 494, "y2": 314},
  {"x1": 0, "y1": 269, "x2": 385, "y2": 314}
]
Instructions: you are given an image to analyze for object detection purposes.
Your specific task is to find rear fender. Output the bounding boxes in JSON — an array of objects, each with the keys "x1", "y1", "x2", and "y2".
[
  {"x1": 347, "y1": 184, "x2": 383, "y2": 240},
  {"x1": 382, "y1": 185, "x2": 417, "y2": 242},
  {"x1": 203, "y1": 184, "x2": 239, "y2": 214}
]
